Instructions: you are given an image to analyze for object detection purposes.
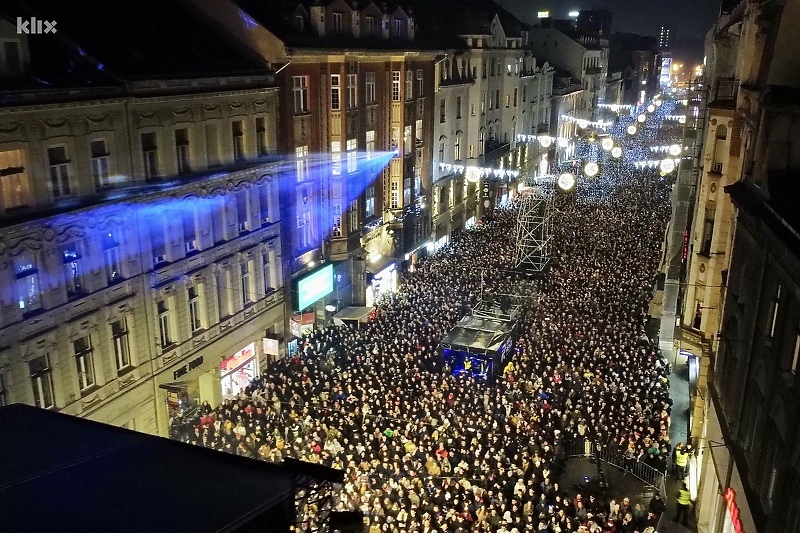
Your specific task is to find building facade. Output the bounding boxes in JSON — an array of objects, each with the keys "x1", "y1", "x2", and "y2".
[
  {"x1": 687, "y1": 0, "x2": 800, "y2": 531},
  {"x1": 0, "y1": 5, "x2": 285, "y2": 435}
]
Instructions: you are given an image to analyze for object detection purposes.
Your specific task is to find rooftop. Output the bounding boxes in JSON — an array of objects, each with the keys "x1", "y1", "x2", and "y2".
[{"x1": 0, "y1": 404, "x2": 342, "y2": 533}]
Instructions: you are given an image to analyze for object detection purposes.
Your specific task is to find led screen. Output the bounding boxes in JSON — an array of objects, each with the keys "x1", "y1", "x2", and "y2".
[{"x1": 297, "y1": 264, "x2": 334, "y2": 310}]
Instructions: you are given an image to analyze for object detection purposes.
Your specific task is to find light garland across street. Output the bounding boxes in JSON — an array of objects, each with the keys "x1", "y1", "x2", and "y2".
[
  {"x1": 596, "y1": 103, "x2": 635, "y2": 111},
  {"x1": 560, "y1": 115, "x2": 613, "y2": 129},
  {"x1": 633, "y1": 158, "x2": 681, "y2": 170},
  {"x1": 516, "y1": 134, "x2": 572, "y2": 148},
  {"x1": 438, "y1": 163, "x2": 521, "y2": 182}
]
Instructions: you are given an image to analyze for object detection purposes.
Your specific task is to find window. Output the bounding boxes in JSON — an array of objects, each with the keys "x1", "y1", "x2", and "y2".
[
  {"x1": 111, "y1": 319, "x2": 132, "y2": 373},
  {"x1": 296, "y1": 145, "x2": 309, "y2": 181},
  {"x1": 157, "y1": 300, "x2": 173, "y2": 348},
  {"x1": 0, "y1": 148, "x2": 31, "y2": 209},
  {"x1": 391, "y1": 181, "x2": 399, "y2": 208},
  {"x1": 454, "y1": 136, "x2": 462, "y2": 161},
  {"x1": 332, "y1": 204, "x2": 343, "y2": 237},
  {"x1": 440, "y1": 99, "x2": 446, "y2": 123},
  {"x1": 481, "y1": 92, "x2": 486, "y2": 114},
  {"x1": 205, "y1": 123, "x2": 220, "y2": 167},
  {"x1": 236, "y1": 191, "x2": 249, "y2": 233},
  {"x1": 173, "y1": 128, "x2": 190, "y2": 175},
  {"x1": 505, "y1": 94, "x2": 510, "y2": 108},
  {"x1": 259, "y1": 182, "x2": 271, "y2": 224},
  {"x1": 188, "y1": 286, "x2": 203, "y2": 332},
  {"x1": 700, "y1": 208, "x2": 714, "y2": 254},
  {"x1": 394, "y1": 19, "x2": 402, "y2": 36},
  {"x1": 347, "y1": 73, "x2": 358, "y2": 108},
  {"x1": 29, "y1": 355, "x2": 54, "y2": 409},
  {"x1": 262, "y1": 252, "x2": 274, "y2": 294},
  {"x1": 404, "y1": 126, "x2": 412, "y2": 155},
  {"x1": 513, "y1": 88, "x2": 518, "y2": 107},
  {"x1": 365, "y1": 185, "x2": 375, "y2": 217},
  {"x1": 183, "y1": 209, "x2": 197, "y2": 253},
  {"x1": 74, "y1": 336, "x2": 95, "y2": 391},
  {"x1": 2, "y1": 40, "x2": 23, "y2": 76},
  {"x1": 48, "y1": 146, "x2": 70, "y2": 197},
  {"x1": 439, "y1": 141, "x2": 445, "y2": 164},
  {"x1": 391, "y1": 127, "x2": 400, "y2": 152},
  {"x1": 292, "y1": 76, "x2": 309, "y2": 114},
  {"x1": 348, "y1": 200, "x2": 358, "y2": 231},
  {"x1": 456, "y1": 96, "x2": 462, "y2": 119},
  {"x1": 469, "y1": 144, "x2": 475, "y2": 158},
  {"x1": 417, "y1": 69, "x2": 424, "y2": 96},
  {"x1": 232, "y1": 121, "x2": 245, "y2": 162},
  {"x1": 522, "y1": 85, "x2": 527, "y2": 102},
  {"x1": 216, "y1": 269, "x2": 232, "y2": 319},
  {"x1": 330, "y1": 74, "x2": 341, "y2": 111},
  {"x1": 365, "y1": 72, "x2": 376, "y2": 104},
  {"x1": 332, "y1": 12, "x2": 343, "y2": 33},
  {"x1": 14, "y1": 253, "x2": 41, "y2": 314},
  {"x1": 406, "y1": 69, "x2": 413, "y2": 100},
  {"x1": 347, "y1": 138, "x2": 357, "y2": 173},
  {"x1": 90, "y1": 140, "x2": 111, "y2": 188},
  {"x1": 331, "y1": 141, "x2": 341, "y2": 175},
  {"x1": 366, "y1": 131, "x2": 375, "y2": 159},
  {"x1": 255, "y1": 117, "x2": 268, "y2": 156},
  {"x1": 392, "y1": 71, "x2": 401, "y2": 101},
  {"x1": 62, "y1": 243, "x2": 85, "y2": 298},
  {"x1": 495, "y1": 90, "x2": 500, "y2": 109},
  {"x1": 141, "y1": 132, "x2": 159, "y2": 180},
  {"x1": 365, "y1": 16, "x2": 375, "y2": 36},
  {"x1": 479, "y1": 130, "x2": 485, "y2": 155},
  {"x1": 103, "y1": 231, "x2": 122, "y2": 283},
  {"x1": 150, "y1": 220, "x2": 167, "y2": 266},
  {"x1": 297, "y1": 211, "x2": 312, "y2": 249}
]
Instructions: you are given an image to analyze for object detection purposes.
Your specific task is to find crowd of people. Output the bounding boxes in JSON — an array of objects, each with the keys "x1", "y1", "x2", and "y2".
[{"x1": 172, "y1": 105, "x2": 679, "y2": 532}]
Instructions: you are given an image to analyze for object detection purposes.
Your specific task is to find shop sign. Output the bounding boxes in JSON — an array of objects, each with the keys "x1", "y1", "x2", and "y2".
[
  {"x1": 172, "y1": 356, "x2": 204, "y2": 381},
  {"x1": 263, "y1": 337, "x2": 280, "y2": 356},
  {"x1": 724, "y1": 488, "x2": 743, "y2": 533},
  {"x1": 221, "y1": 343, "x2": 255, "y2": 373}
]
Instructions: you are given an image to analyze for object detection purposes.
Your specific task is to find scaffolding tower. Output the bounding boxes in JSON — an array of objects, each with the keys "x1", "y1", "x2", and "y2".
[{"x1": 514, "y1": 181, "x2": 553, "y2": 275}]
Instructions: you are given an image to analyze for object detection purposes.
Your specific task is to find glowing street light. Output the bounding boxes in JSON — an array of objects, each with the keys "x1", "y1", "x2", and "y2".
[
  {"x1": 669, "y1": 144, "x2": 682, "y2": 156},
  {"x1": 660, "y1": 158, "x2": 676, "y2": 173},
  {"x1": 611, "y1": 146, "x2": 623, "y2": 158},
  {"x1": 627, "y1": 125, "x2": 638, "y2": 135},
  {"x1": 647, "y1": 104, "x2": 656, "y2": 113},
  {"x1": 539, "y1": 136, "x2": 552, "y2": 148},
  {"x1": 655, "y1": 100, "x2": 663, "y2": 107},
  {"x1": 637, "y1": 114, "x2": 647, "y2": 123},
  {"x1": 601, "y1": 138, "x2": 614, "y2": 151},
  {"x1": 583, "y1": 162, "x2": 599, "y2": 177},
  {"x1": 568, "y1": 10, "x2": 580, "y2": 17},
  {"x1": 558, "y1": 172, "x2": 577, "y2": 191}
]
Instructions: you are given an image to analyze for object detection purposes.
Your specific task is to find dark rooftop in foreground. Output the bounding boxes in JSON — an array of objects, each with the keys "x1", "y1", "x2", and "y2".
[{"x1": 0, "y1": 404, "x2": 342, "y2": 533}]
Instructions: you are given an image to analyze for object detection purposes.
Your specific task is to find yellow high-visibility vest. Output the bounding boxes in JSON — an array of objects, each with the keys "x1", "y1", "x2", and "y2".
[
  {"x1": 677, "y1": 489, "x2": 692, "y2": 506},
  {"x1": 675, "y1": 450, "x2": 689, "y2": 467}
]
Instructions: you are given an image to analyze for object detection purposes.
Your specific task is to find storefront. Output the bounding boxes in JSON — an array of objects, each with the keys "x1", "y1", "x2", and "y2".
[
  {"x1": 366, "y1": 262, "x2": 397, "y2": 307},
  {"x1": 220, "y1": 342, "x2": 259, "y2": 400}
]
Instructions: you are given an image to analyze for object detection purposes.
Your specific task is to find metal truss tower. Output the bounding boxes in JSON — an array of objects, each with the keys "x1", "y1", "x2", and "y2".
[{"x1": 514, "y1": 182, "x2": 552, "y2": 275}]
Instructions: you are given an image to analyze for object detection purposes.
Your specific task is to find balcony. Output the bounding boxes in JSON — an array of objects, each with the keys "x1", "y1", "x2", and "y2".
[
  {"x1": 709, "y1": 77, "x2": 739, "y2": 109},
  {"x1": 480, "y1": 139, "x2": 510, "y2": 165}
]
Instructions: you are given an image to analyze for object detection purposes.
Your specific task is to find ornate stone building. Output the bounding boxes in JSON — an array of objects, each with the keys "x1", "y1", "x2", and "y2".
[{"x1": 0, "y1": 3, "x2": 284, "y2": 434}]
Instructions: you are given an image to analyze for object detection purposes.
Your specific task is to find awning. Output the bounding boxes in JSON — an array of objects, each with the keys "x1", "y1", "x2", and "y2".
[{"x1": 333, "y1": 306, "x2": 373, "y2": 325}]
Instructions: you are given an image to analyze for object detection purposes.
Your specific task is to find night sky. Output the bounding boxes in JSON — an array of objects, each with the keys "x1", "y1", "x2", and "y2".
[{"x1": 497, "y1": 0, "x2": 720, "y2": 64}]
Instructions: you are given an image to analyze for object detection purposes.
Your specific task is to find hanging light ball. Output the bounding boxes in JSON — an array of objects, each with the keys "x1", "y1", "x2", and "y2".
[
  {"x1": 660, "y1": 158, "x2": 676, "y2": 173},
  {"x1": 583, "y1": 162, "x2": 599, "y2": 178},
  {"x1": 627, "y1": 125, "x2": 638, "y2": 135},
  {"x1": 557, "y1": 172, "x2": 577, "y2": 191},
  {"x1": 601, "y1": 138, "x2": 614, "y2": 151},
  {"x1": 655, "y1": 100, "x2": 663, "y2": 107},
  {"x1": 558, "y1": 138, "x2": 569, "y2": 148},
  {"x1": 647, "y1": 104, "x2": 656, "y2": 113},
  {"x1": 611, "y1": 146, "x2": 623, "y2": 158},
  {"x1": 669, "y1": 144, "x2": 682, "y2": 156},
  {"x1": 539, "y1": 136, "x2": 552, "y2": 148},
  {"x1": 637, "y1": 114, "x2": 647, "y2": 123},
  {"x1": 679, "y1": 116, "x2": 687, "y2": 124},
  {"x1": 577, "y1": 119, "x2": 590, "y2": 129}
]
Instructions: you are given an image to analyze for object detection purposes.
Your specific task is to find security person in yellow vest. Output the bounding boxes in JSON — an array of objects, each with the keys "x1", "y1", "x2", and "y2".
[
  {"x1": 674, "y1": 444, "x2": 689, "y2": 481},
  {"x1": 674, "y1": 483, "x2": 692, "y2": 526}
]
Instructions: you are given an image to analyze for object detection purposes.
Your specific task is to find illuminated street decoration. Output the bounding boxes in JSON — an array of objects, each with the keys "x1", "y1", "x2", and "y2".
[
  {"x1": 660, "y1": 158, "x2": 676, "y2": 173},
  {"x1": 557, "y1": 172, "x2": 576, "y2": 191},
  {"x1": 539, "y1": 136, "x2": 552, "y2": 148},
  {"x1": 561, "y1": 116, "x2": 612, "y2": 129},
  {"x1": 627, "y1": 125, "x2": 638, "y2": 135},
  {"x1": 669, "y1": 144, "x2": 682, "y2": 156},
  {"x1": 647, "y1": 104, "x2": 656, "y2": 113},
  {"x1": 611, "y1": 146, "x2": 622, "y2": 158},
  {"x1": 665, "y1": 115, "x2": 686, "y2": 122},
  {"x1": 439, "y1": 163, "x2": 520, "y2": 182},
  {"x1": 601, "y1": 138, "x2": 614, "y2": 151},
  {"x1": 637, "y1": 114, "x2": 647, "y2": 123},
  {"x1": 633, "y1": 158, "x2": 681, "y2": 169},
  {"x1": 597, "y1": 103, "x2": 635, "y2": 111},
  {"x1": 583, "y1": 162, "x2": 599, "y2": 177},
  {"x1": 516, "y1": 134, "x2": 573, "y2": 147}
]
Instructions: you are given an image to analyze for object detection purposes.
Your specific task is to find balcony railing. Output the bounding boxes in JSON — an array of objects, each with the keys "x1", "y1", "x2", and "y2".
[{"x1": 709, "y1": 77, "x2": 739, "y2": 108}]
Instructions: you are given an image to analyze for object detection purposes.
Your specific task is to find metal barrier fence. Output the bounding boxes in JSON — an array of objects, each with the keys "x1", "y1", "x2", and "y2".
[{"x1": 566, "y1": 439, "x2": 666, "y2": 500}]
